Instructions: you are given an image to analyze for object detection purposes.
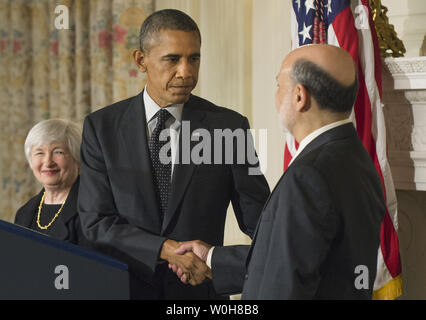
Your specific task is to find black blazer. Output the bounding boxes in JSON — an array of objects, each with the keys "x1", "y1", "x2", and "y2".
[
  {"x1": 14, "y1": 177, "x2": 91, "y2": 247},
  {"x1": 78, "y1": 92, "x2": 270, "y2": 299},
  {"x1": 212, "y1": 123, "x2": 385, "y2": 299}
]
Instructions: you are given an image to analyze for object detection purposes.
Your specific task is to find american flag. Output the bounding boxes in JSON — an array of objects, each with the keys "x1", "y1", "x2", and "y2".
[{"x1": 288, "y1": 0, "x2": 402, "y2": 299}]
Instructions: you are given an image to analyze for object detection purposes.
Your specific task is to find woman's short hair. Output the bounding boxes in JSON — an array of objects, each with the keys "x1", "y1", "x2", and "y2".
[{"x1": 24, "y1": 119, "x2": 82, "y2": 168}]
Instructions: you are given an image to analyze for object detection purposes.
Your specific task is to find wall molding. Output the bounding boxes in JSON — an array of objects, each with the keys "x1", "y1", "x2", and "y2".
[{"x1": 383, "y1": 57, "x2": 426, "y2": 191}]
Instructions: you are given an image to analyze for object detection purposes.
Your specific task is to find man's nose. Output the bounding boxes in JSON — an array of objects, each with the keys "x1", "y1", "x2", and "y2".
[{"x1": 175, "y1": 60, "x2": 192, "y2": 79}]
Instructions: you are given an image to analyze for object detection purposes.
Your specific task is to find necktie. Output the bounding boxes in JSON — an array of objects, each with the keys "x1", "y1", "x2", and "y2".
[{"x1": 148, "y1": 109, "x2": 172, "y2": 221}]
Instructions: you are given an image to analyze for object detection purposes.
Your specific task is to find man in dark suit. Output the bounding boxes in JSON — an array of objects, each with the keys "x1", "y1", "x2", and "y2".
[
  {"x1": 171, "y1": 44, "x2": 386, "y2": 299},
  {"x1": 77, "y1": 9, "x2": 269, "y2": 299}
]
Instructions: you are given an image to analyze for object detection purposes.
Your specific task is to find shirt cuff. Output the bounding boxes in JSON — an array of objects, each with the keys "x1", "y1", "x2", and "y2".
[{"x1": 206, "y1": 246, "x2": 215, "y2": 269}]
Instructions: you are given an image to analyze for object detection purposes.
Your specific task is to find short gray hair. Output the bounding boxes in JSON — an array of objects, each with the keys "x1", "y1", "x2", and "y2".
[
  {"x1": 291, "y1": 59, "x2": 358, "y2": 113},
  {"x1": 24, "y1": 119, "x2": 82, "y2": 168},
  {"x1": 139, "y1": 9, "x2": 201, "y2": 52}
]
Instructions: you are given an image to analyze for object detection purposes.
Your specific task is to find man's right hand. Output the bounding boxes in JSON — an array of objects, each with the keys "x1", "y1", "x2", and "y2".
[
  {"x1": 160, "y1": 239, "x2": 211, "y2": 286},
  {"x1": 168, "y1": 240, "x2": 213, "y2": 284},
  {"x1": 174, "y1": 240, "x2": 212, "y2": 261}
]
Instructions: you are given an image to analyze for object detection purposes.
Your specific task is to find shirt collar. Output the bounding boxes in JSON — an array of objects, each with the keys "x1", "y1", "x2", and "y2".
[
  {"x1": 288, "y1": 118, "x2": 353, "y2": 166},
  {"x1": 143, "y1": 86, "x2": 184, "y2": 123}
]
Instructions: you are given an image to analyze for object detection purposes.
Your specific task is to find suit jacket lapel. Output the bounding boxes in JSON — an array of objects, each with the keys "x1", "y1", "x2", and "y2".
[
  {"x1": 119, "y1": 91, "x2": 162, "y2": 228},
  {"x1": 161, "y1": 95, "x2": 208, "y2": 234},
  {"x1": 293, "y1": 123, "x2": 356, "y2": 165},
  {"x1": 60, "y1": 176, "x2": 79, "y2": 225},
  {"x1": 43, "y1": 181, "x2": 77, "y2": 240},
  {"x1": 46, "y1": 177, "x2": 80, "y2": 240},
  {"x1": 18, "y1": 190, "x2": 44, "y2": 228}
]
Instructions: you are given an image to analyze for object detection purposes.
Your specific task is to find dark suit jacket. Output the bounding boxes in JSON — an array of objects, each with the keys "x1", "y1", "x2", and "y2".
[
  {"x1": 212, "y1": 123, "x2": 385, "y2": 299},
  {"x1": 14, "y1": 177, "x2": 91, "y2": 247},
  {"x1": 78, "y1": 91, "x2": 270, "y2": 299}
]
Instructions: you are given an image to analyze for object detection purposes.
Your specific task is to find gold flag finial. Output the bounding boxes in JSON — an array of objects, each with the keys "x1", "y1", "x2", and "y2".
[{"x1": 370, "y1": 0, "x2": 406, "y2": 58}]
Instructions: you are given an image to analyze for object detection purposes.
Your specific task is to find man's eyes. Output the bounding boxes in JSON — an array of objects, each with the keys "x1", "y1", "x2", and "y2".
[
  {"x1": 163, "y1": 56, "x2": 200, "y2": 63},
  {"x1": 164, "y1": 56, "x2": 180, "y2": 62}
]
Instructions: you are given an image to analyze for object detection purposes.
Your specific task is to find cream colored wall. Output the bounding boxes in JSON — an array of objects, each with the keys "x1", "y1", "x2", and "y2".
[
  {"x1": 155, "y1": 0, "x2": 253, "y2": 117},
  {"x1": 381, "y1": 0, "x2": 426, "y2": 57},
  {"x1": 155, "y1": 0, "x2": 291, "y2": 246},
  {"x1": 252, "y1": 0, "x2": 291, "y2": 188}
]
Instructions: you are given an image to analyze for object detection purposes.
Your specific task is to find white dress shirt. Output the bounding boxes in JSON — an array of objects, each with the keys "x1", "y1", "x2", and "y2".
[
  {"x1": 206, "y1": 118, "x2": 353, "y2": 268},
  {"x1": 143, "y1": 87, "x2": 184, "y2": 175},
  {"x1": 288, "y1": 118, "x2": 352, "y2": 166}
]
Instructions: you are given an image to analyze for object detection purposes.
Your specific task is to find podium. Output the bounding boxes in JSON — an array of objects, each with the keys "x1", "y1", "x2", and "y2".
[{"x1": 0, "y1": 219, "x2": 129, "y2": 299}]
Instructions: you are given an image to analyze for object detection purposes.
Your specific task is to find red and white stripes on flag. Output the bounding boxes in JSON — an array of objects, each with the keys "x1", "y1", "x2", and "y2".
[{"x1": 289, "y1": 0, "x2": 402, "y2": 299}]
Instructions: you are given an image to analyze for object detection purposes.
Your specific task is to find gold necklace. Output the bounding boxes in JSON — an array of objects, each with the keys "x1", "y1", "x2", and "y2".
[{"x1": 36, "y1": 191, "x2": 67, "y2": 230}]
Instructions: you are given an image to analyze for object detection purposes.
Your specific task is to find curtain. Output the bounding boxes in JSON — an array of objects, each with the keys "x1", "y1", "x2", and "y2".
[{"x1": 0, "y1": 0, "x2": 153, "y2": 222}]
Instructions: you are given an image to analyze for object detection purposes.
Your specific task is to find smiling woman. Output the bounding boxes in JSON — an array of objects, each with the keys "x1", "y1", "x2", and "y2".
[
  {"x1": 14, "y1": 119, "x2": 92, "y2": 247},
  {"x1": 29, "y1": 141, "x2": 78, "y2": 203}
]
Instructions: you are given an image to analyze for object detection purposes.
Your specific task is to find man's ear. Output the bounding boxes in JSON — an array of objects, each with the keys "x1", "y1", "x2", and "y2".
[
  {"x1": 294, "y1": 83, "x2": 311, "y2": 112},
  {"x1": 133, "y1": 49, "x2": 147, "y2": 73}
]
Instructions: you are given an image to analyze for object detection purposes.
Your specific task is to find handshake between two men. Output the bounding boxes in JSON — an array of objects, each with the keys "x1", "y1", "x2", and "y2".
[{"x1": 161, "y1": 239, "x2": 212, "y2": 286}]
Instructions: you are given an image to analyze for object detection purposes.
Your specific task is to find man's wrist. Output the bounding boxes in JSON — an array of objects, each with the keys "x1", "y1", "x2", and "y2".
[{"x1": 160, "y1": 239, "x2": 179, "y2": 261}]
